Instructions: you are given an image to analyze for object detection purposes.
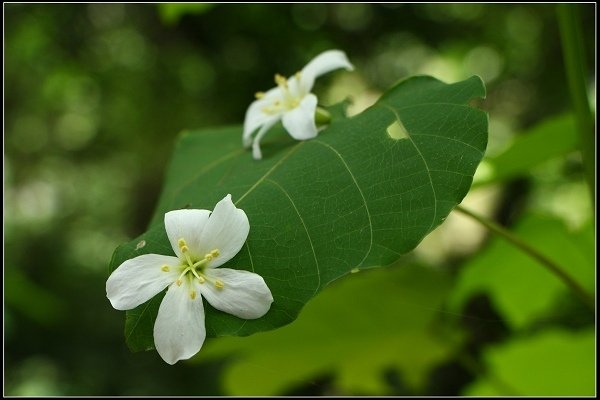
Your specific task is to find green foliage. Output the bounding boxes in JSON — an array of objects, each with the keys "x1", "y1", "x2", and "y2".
[
  {"x1": 474, "y1": 113, "x2": 578, "y2": 187},
  {"x1": 158, "y1": 3, "x2": 216, "y2": 25},
  {"x1": 465, "y1": 329, "x2": 595, "y2": 396},
  {"x1": 4, "y1": 268, "x2": 68, "y2": 327},
  {"x1": 198, "y1": 263, "x2": 459, "y2": 395},
  {"x1": 110, "y1": 76, "x2": 488, "y2": 351},
  {"x1": 449, "y1": 214, "x2": 594, "y2": 330}
]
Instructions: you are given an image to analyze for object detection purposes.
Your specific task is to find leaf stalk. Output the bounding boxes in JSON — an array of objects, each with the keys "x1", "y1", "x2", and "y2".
[{"x1": 455, "y1": 205, "x2": 594, "y2": 311}]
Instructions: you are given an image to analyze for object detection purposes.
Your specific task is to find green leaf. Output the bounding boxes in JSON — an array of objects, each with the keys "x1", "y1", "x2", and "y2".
[
  {"x1": 109, "y1": 75, "x2": 488, "y2": 351},
  {"x1": 449, "y1": 214, "x2": 594, "y2": 330},
  {"x1": 465, "y1": 329, "x2": 595, "y2": 396},
  {"x1": 474, "y1": 113, "x2": 578, "y2": 187},
  {"x1": 198, "y1": 264, "x2": 460, "y2": 395}
]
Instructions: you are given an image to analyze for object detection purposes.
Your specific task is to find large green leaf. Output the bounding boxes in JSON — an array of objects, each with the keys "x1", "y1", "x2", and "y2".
[
  {"x1": 464, "y1": 329, "x2": 595, "y2": 396},
  {"x1": 196, "y1": 263, "x2": 459, "y2": 395},
  {"x1": 109, "y1": 75, "x2": 488, "y2": 351}
]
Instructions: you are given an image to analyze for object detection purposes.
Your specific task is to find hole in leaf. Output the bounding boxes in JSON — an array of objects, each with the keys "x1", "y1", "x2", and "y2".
[{"x1": 387, "y1": 119, "x2": 409, "y2": 140}]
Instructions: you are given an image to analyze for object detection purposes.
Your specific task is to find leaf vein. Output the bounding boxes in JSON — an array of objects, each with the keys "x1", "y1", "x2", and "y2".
[
  {"x1": 312, "y1": 139, "x2": 374, "y2": 268},
  {"x1": 266, "y1": 179, "x2": 321, "y2": 295},
  {"x1": 245, "y1": 242, "x2": 255, "y2": 272},
  {"x1": 236, "y1": 142, "x2": 304, "y2": 205},
  {"x1": 377, "y1": 104, "x2": 439, "y2": 235},
  {"x1": 412, "y1": 133, "x2": 484, "y2": 156},
  {"x1": 126, "y1": 295, "x2": 159, "y2": 344},
  {"x1": 167, "y1": 148, "x2": 245, "y2": 210}
]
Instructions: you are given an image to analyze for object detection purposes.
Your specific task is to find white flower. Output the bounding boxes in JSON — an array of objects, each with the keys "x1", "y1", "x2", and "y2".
[
  {"x1": 243, "y1": 49, "x2": 354, "y2": 160},
  {"x1": 106, "y1": 194, "x2": 273, "y2": 365}
]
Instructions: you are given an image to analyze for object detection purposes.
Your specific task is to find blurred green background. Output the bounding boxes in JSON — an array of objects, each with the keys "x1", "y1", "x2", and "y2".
[{"x1": 4, "y1": 3, "x2": 595, "y2": 396}]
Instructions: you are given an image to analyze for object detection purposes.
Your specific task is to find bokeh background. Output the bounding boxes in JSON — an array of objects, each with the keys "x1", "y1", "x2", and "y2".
[{"x1": 4, "y1": 3, "x2": 595, "y2": 396}]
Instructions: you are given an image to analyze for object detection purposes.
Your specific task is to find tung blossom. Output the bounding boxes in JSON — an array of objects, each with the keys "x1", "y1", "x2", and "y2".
[
  {"x1": 106, "y1": 194, "x2": 273, "y2": 365},
  {"x1": 243, "y1": 49, "x2": 354, "y2": 160}
]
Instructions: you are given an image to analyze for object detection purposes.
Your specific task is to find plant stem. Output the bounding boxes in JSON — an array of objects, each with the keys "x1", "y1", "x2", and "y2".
[
  {"x1": 455, "y1": 205, "x2": 595, "y2": 311},
  {"x1": 557, "y1": 4, "x2": 595, "y2": 211}
]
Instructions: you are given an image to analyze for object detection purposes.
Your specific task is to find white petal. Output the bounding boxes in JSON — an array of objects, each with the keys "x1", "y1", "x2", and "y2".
[
  {"x1": 153, "y1": 280, "x2": 206, "y2": 365},
  {"x1": 300, "y1": 49, "x2": 354, "y2": 91},
  {"x1": 106, "y1": 254, "x2": 180, "y2": 310},
  {"x1": 243, "y1": 87, "x2": 283, "y2": 147},
  {"x1": 282, "y1": 94, "x2": 318, "y2": 140},
  {"x1": 243, "y1": 100, "x2": 272, "y2": 147},
  {"x1": 251, "y1": 116, "x2": 279, "y2": 160},
  {"x1": 199, "y1": 268, "x2": 273, "y2": 319},
  {"x1": 199, "y1": 194, "x2": 249, "y2": 267},
  {"x1": 286, "y1": 74, "x2": 305, "y2": 98},
  {"x1": 165, "y1": 209, "x2": 211, "y2": 259}
]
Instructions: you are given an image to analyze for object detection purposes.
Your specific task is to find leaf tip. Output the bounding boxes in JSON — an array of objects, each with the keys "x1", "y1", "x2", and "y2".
[{"x1": 468, "y1": 75, "x2": 487, "y2": 100}]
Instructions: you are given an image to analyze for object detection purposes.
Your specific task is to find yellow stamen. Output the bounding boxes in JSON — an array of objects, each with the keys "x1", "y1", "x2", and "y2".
[
  {"x1": 211, "y1": 249, "x2": 220, "y2": 257},
  {"x1": 192, "y1": 258, "x2": 207, "y2": 269},
  {"x1": 176, "y1": 266, "x2": 192, "y2": 284},
  {"x1": 190, "y1": 291, "x2": 197, "y2": 300},
  {"x1": 191, "y1": 268, "x2": 202, "y2": 281},
  {"x1": 275, "y1": 73, "x2": 287, "y2": 87},
  {"x1": 215, "y1": 279, "x2": 225, "y2": 289},
  {"x1": 255, "y1": 91, "x2": 265, "y2": 99},
  {"x1": 295, "y1": 71, "x2": 301, "y2": 80},
  {"x1": 176, "y1": 238, "x2": 194, "y2": 267},
  {"x1": 178, "y1": 238, "x2": 192, "y2": 258},
  {"x1": 161, "y1": 265, "x2": 170, "y2": 272},
  {"x1": 197, "y1": 276, "x2": 206, "y2": 284}
]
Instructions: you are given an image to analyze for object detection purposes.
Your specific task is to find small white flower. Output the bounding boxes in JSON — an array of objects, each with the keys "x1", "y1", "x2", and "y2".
[
  {"x1": 106, "y1": 194, "x2": 273, "y2": 365},
  {"x1": 243, "y1": 49, "x2": 354, "y2": 160}
]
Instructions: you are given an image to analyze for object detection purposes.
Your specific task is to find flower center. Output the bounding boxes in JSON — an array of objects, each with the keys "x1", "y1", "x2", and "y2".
[
  {"x1": 258, "y1": 72, "x2": 304, "y2": 115},
  {"x1": 170, "y1": 238, "x2": 224, "y2": 293}
]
